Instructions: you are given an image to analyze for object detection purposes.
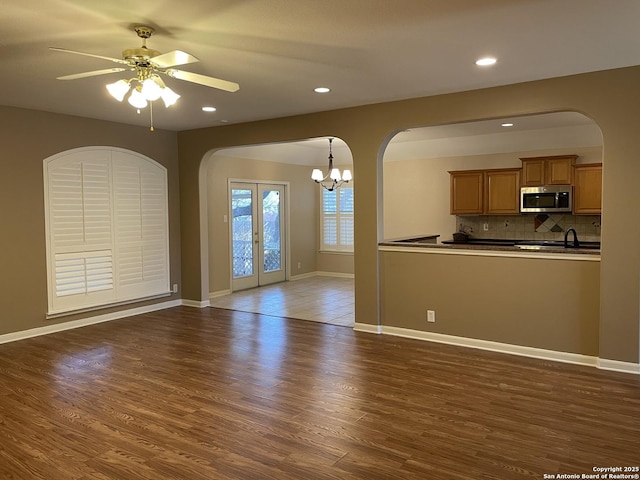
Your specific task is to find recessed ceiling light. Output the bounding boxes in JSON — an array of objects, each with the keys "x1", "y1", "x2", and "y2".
[
  {"x1": 202, "y1": 106, "x2": 217, "y2": 112},
  {"x1": 475, "y1": 57, "x2": 497, "y2": 66},
  {"x1": 314, "y1": 87, "x2": 331, "y2": 93},
  {"x1": 501, "y1": 122, "x2": 514, "y2": 127}
]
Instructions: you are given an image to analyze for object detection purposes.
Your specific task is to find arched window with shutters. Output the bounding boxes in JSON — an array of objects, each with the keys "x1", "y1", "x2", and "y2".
[{"x1": 43, "y1": 147, "x2": 170, "y2": 315}]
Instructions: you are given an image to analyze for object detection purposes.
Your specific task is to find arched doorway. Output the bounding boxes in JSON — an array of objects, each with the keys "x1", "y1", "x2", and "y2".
[{"x1": 201, "y1": 138, "x2": 355, "y2": 327}]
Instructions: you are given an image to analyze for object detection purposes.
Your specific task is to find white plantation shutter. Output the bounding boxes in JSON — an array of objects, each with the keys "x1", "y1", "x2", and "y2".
[
  {"x1": 44, "y1": 147, "x2": 169, "y2": 314},
  {"x1": 320, "y1": 185, "x2": 354, "y2": 252},
  {"x1": 112, "y1": 152, "x2": 169, "y2": 299}
]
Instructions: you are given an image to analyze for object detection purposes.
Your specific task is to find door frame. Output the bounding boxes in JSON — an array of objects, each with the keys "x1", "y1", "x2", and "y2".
[{"x1": 227, "y1": 178, "x2": 291, "y2": 292}]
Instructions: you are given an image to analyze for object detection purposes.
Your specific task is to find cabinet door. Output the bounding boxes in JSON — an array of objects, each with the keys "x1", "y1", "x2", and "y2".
[
  {"x1": 521, "y1": 159, "x2": 545, "y2": 186},
  {"x1": 521, "y1": 155, "x2": 576, "y2": 185},
  {"x1": 573, "y1": 164, "x2": 602, "y2": 214},
  {"x1": 485, "y1": 169, "x2": 521, "y2": 215},
  {"x1": 547, "y1": 157, "x2": 575, "y2": 185},
  {"x1": 450, "y1": 171, "x2": 483, "y2": 215}
]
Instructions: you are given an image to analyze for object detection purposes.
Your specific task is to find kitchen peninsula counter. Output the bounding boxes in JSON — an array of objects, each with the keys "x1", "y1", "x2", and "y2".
[{"x1": 379, "y1": 237, "x2": 600, "y2": 258}]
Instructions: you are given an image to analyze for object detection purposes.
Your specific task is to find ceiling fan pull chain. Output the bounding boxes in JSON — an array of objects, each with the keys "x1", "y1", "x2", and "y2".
[{"x1": 149, "y1": 101, "x2": 154, "y2": 132}]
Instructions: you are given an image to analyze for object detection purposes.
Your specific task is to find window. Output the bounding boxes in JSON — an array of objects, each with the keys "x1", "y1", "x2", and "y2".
[
  {"x1": 320, "y1": 186, "x2": 354, "y2": 252},
  {"x1": 44, "y1": 147, "x2": 169, "y2": 315}
]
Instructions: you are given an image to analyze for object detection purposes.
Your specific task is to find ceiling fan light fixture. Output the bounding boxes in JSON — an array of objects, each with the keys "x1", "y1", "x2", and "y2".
[
  {"x1": 160, "y1": 87, "x2": 180, "y2": 108},
  {"x1": 106, "y1": 79, "x2": 131, "y2": 102},
  {"x1": 53, "y1": 24, "x2": 238, "y2": 122},
  {"x1": 128, "y1": 87, "x2": 148, "y2": 109},
  {"x1": 141, "y1": 76, "x2": 164, "y2": 101}
]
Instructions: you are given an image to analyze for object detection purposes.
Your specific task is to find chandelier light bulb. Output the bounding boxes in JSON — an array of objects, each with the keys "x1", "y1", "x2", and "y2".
[
  {"x1": 106, "y1": 79, "x2": 131, "y2": 102},
  {"x1": 311, "y1": 169, "x2": 324, "y2": 181},
  {"x1": 330, "y1": 168, "x2": 342, "y2": 181},
  {"x1": 342, "y1": 169, "x2": 352, "y2": 182}
]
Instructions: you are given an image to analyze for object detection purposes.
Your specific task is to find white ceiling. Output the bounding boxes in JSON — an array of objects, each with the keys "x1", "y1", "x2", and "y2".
[{"x1": 2, "y1": 0, "x2": 640, "y2": 132}]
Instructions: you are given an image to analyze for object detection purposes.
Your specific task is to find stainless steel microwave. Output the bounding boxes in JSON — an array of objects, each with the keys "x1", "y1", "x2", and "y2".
[{"x1": 520, "y1": 185, "x2": 572, "y2": 213}]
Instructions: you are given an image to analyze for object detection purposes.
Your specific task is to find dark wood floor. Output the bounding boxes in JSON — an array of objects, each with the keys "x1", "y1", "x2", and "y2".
[{"x1": 0, "y1": 307, "x2": 638, "y2": 479}]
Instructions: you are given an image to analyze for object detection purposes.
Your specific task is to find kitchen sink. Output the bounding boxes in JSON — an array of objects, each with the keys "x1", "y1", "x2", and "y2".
[{"x1": 516, "y1": 240, "x2": 600, "y2": 250}]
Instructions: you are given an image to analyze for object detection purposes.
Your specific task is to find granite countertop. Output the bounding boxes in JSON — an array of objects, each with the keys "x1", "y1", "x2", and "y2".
[
  {"x1": 380, "y1": 237, "x2": 600, "y2": 255},
  {"x1": 383, "y1": 234, "x2": 440, "y2": 243}
]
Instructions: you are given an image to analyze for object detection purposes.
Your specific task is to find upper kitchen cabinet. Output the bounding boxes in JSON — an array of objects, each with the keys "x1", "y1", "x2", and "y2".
[
  {"x1": 485, "y1": 169, "x2": 521, "y2": 214},
  {"x1": 573, "y1": 163, "x2": 603, "y2": 214},
  {"x1": 449, "y1": 170, "x2": 483, "y2": 215},
  {"x1": 450, "y1": 169, "x2": 520, "y2": 215},
  {"x1": 520, "y1": 155, "x2": 577, "y2": 186}
]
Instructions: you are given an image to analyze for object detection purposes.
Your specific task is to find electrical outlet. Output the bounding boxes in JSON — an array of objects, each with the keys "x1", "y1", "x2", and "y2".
[
  {"x1": 427, "y1": 310, "x2": 436, "y2": 323},
  {"x1": 297, "y1": 262, "x2": 301, "y2": 269},
  {"x1": 172, "y1": 283, "x2": 178, "y2": 293},
  {"x1": 483, "y1": 223, "x2": 489, "y2": 231}
]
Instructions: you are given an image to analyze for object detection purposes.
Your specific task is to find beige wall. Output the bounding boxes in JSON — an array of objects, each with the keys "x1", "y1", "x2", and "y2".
[
  {"x1": 205, "y1": 153, "x2": 318, "y2": 294},
  {"x1": 179, "y1": 66, "x2": 640, "y2": 364},
  {"x1": 0, "y1": 106, "x2": 181, "y2": 336},
  {"x1": 316, "y1": 252, "x2": 354, "y2": 276},
  {"x1": 383, "y1": 146, "x2": 603, "y2": 241},
  {"x1": 1, "y1": 69, "x2": 635, "y2": 365},
  {"x1": 380, "y1": 250, "x2": 600, "y2": 355}
]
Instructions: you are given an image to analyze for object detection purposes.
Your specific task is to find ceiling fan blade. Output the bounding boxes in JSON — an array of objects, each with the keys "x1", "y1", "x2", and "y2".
[
  {"x1": 165, "y1": 69, "x2": 239, "y2": 92},
  {"x1": 57, "y1": 68, "x2": 127, "y2": 80},
  {"x1": 152, "y1": 50, "x2": 199, "y2": 68},
  {"x1": 50, "y1": 47, "x2": 128, "y2": 65}
]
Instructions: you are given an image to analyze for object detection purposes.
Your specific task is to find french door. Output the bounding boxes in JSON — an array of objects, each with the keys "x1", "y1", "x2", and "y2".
[{"x1": 230, "y1": 182, "x2": 286, "y2": 291}]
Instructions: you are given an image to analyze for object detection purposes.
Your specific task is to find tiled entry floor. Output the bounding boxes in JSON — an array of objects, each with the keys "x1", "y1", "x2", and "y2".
[{"x1": 209, "y1": 276, "x2": 355, "y2": 327}]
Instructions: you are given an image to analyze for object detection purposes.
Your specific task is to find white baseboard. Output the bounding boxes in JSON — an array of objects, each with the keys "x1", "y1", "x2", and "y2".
[
  {"x1": 354, "y1": 322, "x2": 383, "y2": 334},
  {"x1": 209, "y1": 289, "x2": 232, "y2": 300},
  {"x1": 597, "y1": 358, "x2": 640, "y2": 374},
  {"x1": 315, "y1": 271, "x2": 355, "y2": 279},
  {"x1": 0, "y1": 299, "x2": 182, "y2": 345},
  {"x1": 290, "y1": 272, "x2": 317, "y2": 281},
  {"x1": 354, "y1": 323, "x2": 639, "y2": 375},
  {"x1": 182, "y1": 299, "x2": 210, "y2": 308},
  {"x1": 290, "y1": 271, "x2": 355, "y2": 281}
]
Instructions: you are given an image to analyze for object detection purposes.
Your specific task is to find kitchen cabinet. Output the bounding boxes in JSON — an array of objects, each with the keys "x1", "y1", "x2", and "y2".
[
  {"x1": 449, "y1": 169, "x2": 520, "y2": 215},
  {"x1": 485, "y1": 169, "x2": 521, "y2": 214},
  {"x1": 520, "y1": 155, "x2": 577, "y2": 186},
  {"x1": 449, "y1": 170, "x2": 483, "y2": 215},
  {"x1": 573, "y1": 163, "x2": 602, "y2": 214}
]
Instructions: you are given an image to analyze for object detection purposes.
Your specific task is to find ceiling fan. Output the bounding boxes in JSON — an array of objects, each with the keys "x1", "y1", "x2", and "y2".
[{"x1": 50, "y1": 25, "x2": 239, "y2": 110}]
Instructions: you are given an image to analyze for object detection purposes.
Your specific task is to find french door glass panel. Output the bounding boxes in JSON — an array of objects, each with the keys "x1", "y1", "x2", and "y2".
[
  {"x1": 261, "y1": 188, "x2": 282, "y2": 273},
  {"x1": 231, "y1": 187, "x2": 256, "y2": 279},
  {"x1": 231, "y1": 183, "x2": 285, "y2": 291}
]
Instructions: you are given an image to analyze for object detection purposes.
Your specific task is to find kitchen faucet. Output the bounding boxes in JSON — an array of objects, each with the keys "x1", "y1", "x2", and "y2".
[{"x1": 564, "y1": 228, "x2": 580, "y2": 248}]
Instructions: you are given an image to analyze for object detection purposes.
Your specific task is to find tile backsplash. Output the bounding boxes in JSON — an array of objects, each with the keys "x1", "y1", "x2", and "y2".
[{"x1": 456, "y1": 214, "x2": 601, "y2": 242}]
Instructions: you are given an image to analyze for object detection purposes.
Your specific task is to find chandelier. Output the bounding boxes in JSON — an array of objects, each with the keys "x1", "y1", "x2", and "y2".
[{"x1": 311, "y1": 138, "x2": 352, "y2": 191}]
